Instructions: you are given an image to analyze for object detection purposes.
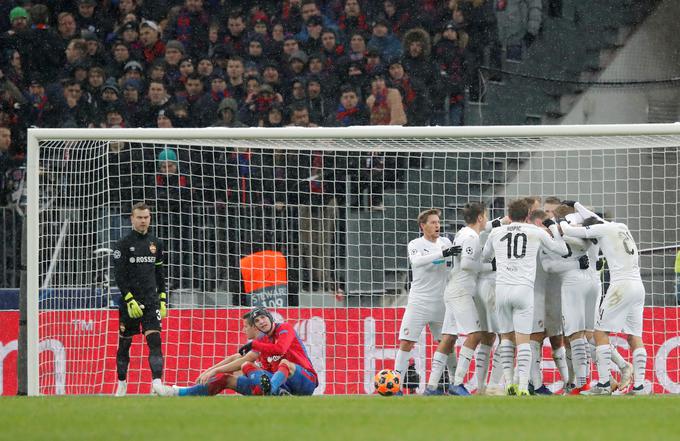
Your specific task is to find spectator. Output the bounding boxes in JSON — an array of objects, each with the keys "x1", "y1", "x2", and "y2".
[
  {"x1": 301, "y1": 15, "x2": 324, "y2": 54},
  {"x1": 320, "y1": 28, "x2": 345, "y2": 72},
  {"x1": 380, "y1": 0, "x2": 413, "y2": 37},
  {"x1": 337, "y1": 0, "x2": 370, "y2": 42},
  {"x1": 139, "y1": 20, "x2": 165, "y2": 65},
  {"x1": 56, "y1": 12, "x2": 78, "y2": 48},
  {"x1": 177, "y1": 57, "x2": 195, "y2": 86},
  {"x1": 286, "y1": 50, "x2": 309, "y2": 83},
  {"x1": 195, "y1": 72, "x2": 229, "y2": 126},
  {"x1": 402, "y1": 27, "x2": 441, "y2": 123},
  {"x1": 121, "y1": 78, "x2": 143, "y2": 125},
  {"x1": 387, "y1": 57, "x2": 431, "y2": 126},
  {"x1": 82, "y1": 31, "x2": 107, "y2": 67},
  {"x1": 240, "y1": 83, "x2": 283, "y2": 127},
  {"x1": 295, "y1": 0, "x2": 338, "y2": 43},
  {"x1": 344, "y1": 61, "x2": 369, "y2": 101},
  {"x1": 289, "y1": 78, "x2": 307, "y2": 107},
  {"x1": 262, "y1": 62, "x2": 284, "y2": 94},
  {"x1": 165, "y1": 0, "x2": 210, "y2": 59},
  {"x1": 305, "y1": 75, "x2": 329, "y2": 125},
  {"x1": 282, "y1": 35, "x2": 302, "y2": 61},
  {"x1": 23, "y1": 4, "x2": 62, "y2": 84},
  {"x1": 364, "y1": 47, "x2": 385, "y2": 77},
  {"x1": 367, "y1": 17, "x2": 403, "y2": 61},
  {"x1": 118, "y1": 21, "x2": 142, "y2": 53},
  {"x1": 60, "y1": 38, "x2": 89, "y2": 79},
  {"x1": 246, "y1": 35, "x2": 267, "y2": 72},
  {"x1": 5, "y1": 50, "x2": 27, "y2": 91},
  {"x1": 366, "y1": 74, "x2": 406, "y2": 125},
  {"x1": 106, "y1": 41, "x2": 132, "y2": 79},
  {"x1": 223, "y1": 11, "x2": 248, "y2": 56},
  {"x1": 261, "y1": 103, "x2": 285, "y2": 127},
  {"x1": 121, "y1": 60, "x2": 144, "y2": 86},
  {"x1": 22, "y1": 77, "x2": 55, "y2": 128},
  {"x1": 327, "y1": 84, "x2": 369, "y2": 127},
  {"x1": 54, "y1": 78, "x2": 92, "y2": 127},
  {"x1": 75, "y1": 0, "x2": 112, "y2": 39},
  {"x1": 138, "y1": 79, "x2": 173, "y2": 127},
  {"x1": 432, "y1": 21, "x2": 470, "y2": 125},
  {"x1": 176, "y1": 73, "x2": 205, "y2": 121},
  {"x1": 496, "y1": 0, "x2": 542, "y2": 62},
  {"x1": 164, "y1": 40, "x2": 186, "y2": 84},
  {"x1": 212, "y1": 98, "x2": 246, "y2": 127},
  {"x1": 0, "y1": 126, "x2": 24, "y2": 207},
  {"x1": 0, "y1": 7, "x2": 30, "y2": 54},
  {"x1": 101, "y1": 80, "x2": 122, "y2": 108},
  {"x1": 196, "y1": 56, "x2": 215, "y2": 82},
  {"x1": 103, "y1": 103, "x2": 127, "y2": 128}
]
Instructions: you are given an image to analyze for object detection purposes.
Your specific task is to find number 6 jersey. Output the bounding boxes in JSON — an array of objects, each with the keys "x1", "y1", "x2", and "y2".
[{"x1": 482, "y1": 222, "x2": 568, "y2": 289}]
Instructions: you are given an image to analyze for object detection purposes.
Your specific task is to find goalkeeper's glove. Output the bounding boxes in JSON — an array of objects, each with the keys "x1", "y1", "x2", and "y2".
[
  {"x1": 159, "y1": 292, "x2": 167, "y2": 319},
  {"x1": 542, "y1": 218, "x2": 556, "y2": 229},
  {"x1": 561, "y1": 200, "x2": 576, "y2": 207},
  {"x1": 124, "y1": 292, "x2": 144, "y2": 319},
  {"x1": 578, "y1": 255, "x2": 590, "y2": 270},
  {"x1": 238, "y1": 341, "x2": 253, "y2": 356},
  {"x1": 442, "y1": 245, "x2": 462, "y2": 258}
]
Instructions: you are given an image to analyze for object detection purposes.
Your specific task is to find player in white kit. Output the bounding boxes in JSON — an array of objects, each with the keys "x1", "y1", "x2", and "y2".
[
  {"x1": 482, "y1": 199, "x2": 569, "y2": 395},
  {"x1": 394, "y1": 209, "x2": 462, "y2": 389},
  {"x1": 443, "y1": 203, "x2": 496, "y2": 396},
  {"x1": 559, "y1": 202, "x2": 648, "y2": 395}
]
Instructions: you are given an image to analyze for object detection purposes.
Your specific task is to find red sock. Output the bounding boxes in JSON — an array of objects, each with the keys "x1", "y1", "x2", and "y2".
[
  {"x1": 277, "y1": 363, "x2": 291, "y2": 379},
  {"x1": 207, "y1": 373, "x2": 230, "y2": 396},
  {"x1": 241, "y1": 363, "x2": 257, "y2": 376}
]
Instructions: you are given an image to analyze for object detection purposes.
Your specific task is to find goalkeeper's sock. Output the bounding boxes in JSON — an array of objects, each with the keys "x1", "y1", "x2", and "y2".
[
  {"x1": 610, "y1": 345, "x2": 628, "y2": 370},
  {"x1": 474, "y1": 344, "x2": 492, "y2": 392},
  {"x1": 270, "y1": 364, "x2": 291, "y2": 395},
  {"x1": 499, "y1": 339, "x2": 515, "y2": 386},
  {"x1": 178, "y1": 383, "x2": 209, "y2": 396},
  {"x1": 529, "y1": 340, "x2": 543, "y2": 388},
  {"x1": 427, "y1": 351, "x2": 448, "y2": 390},
  {"x1": 145, "y1": 332, "x2": 164, "y2": 380},
  {"x1": 552, "y1": 346, "x2": 569, "y2": 386},
  {"x1": 207, "y1": 373, "x2": 231, "y2": 396},
  {"x1": 489, "y1": 347, "x2": 504, "y2": 387},
  {"x1": 453, "y1": 346, "x2": 475, "y2": 386},
  {"x1": 570, "y1": 338, "x2": 588, "y2": 388},
  {"x1": 394, "y1": 349, "x2": 410, "y2": 382},
  {"x1": 116, "y1": 336, "x2": 132, "y2": 381},
  {"x1": 595, "y1": 345, "x2": 612, "y2": 385},
  {"x1": 632, "y1": 347, "x2": 647, "y2": 388},
  {"x1": 565, "y1": 346, "x2": 574, "y2": 385},
  {"x1": 516, "y1": 343, "x2": 532, "y2": 392}
]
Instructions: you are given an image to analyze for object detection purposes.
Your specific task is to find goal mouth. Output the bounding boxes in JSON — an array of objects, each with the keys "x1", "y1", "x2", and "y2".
[{"x1": 23, "y1": 124, "x2": 680, "y2": 395}]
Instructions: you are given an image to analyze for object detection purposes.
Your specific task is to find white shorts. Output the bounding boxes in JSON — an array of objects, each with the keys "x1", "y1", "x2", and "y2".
[
  {"x1": 595, "y1": 279, "x2": 645, "y2": 337},
  {"x1": 442, "y1": 304, "x2": 458, "y2": 336},
  {"x1": 532, "y1": 287, "x2": 546, "y2": 334},
  {"x1": 445, "y1": 285, "x2": 487, "y2": 334},
  {"x1": 478, "y1": 277, "x2": 498, "y2": 333},
  {"x1": 544, "y1": 282, "x2": 563, "y2": 337},
  {"x1": 496, "y1": 284, "x2": 534, "y2": 335},
  {"x1": 399, "y1": 302, "x2": 445, "y2": 342},
  {"x1": 561, "y1": 276, "x2": 599, "y2": 336}
]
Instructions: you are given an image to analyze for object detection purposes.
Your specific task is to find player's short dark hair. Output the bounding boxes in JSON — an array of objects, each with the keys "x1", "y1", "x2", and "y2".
[
  {"x1": 508, "y1": 199, "x2": 529, "y2": 222},
  {"x1": 131, "y1": 202, "x2": 150, "y2": 215},
  {"x1": 544, "y1": 196, "x2": 562, "y2": 205},
  {"x1": 340, "y1": 84, "x2": 357, "y2": 96},
  {"x1": 528, "y1": 209, "x2": 548, "y2": 222},
  {"x1": 553, "y1": 204, "x2": 575, "y2": 219},
  {"x1": 523, "y1": 196, "x2": 541, "y2": 208},
  {"x1": 582, "y1": 216, "x2": 603, "y2": 227},
  {"x1": 462, "y1": 202, "x2": 486, "y2": 225},
  {"x1": 417, "y1": 208, "x2": 441, "y2": 226}
]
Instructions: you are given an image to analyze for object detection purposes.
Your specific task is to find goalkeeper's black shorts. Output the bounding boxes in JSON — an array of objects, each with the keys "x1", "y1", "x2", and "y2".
[{"x1": 118, "y1": 299, "x2": 161, "y2": 337}]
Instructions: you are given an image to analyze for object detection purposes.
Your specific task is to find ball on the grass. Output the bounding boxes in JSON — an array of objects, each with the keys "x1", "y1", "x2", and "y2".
[{"x1": 374, "y1": 369, "x2": 400, "y2": 396}]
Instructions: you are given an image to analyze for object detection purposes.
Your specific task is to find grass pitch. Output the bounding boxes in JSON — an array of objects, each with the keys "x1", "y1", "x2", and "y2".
[{"x1": 2, "y1": 395, "x2": 680, "y2": 441}]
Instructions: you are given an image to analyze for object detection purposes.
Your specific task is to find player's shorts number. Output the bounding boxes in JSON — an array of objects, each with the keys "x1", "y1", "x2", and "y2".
[
  {"x1": 500, "y1": 232, "x2": 527, "y2": 259},
  {"x1": 156, "y1": 309, "x2": 161, "y2": 321}
]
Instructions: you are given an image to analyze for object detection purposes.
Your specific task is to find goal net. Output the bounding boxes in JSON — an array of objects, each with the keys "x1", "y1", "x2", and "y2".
[{"x1": 25, "y1": 125, "x2": 680, "y2": 395}]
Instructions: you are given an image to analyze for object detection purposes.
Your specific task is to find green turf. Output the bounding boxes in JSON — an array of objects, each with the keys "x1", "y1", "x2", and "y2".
[{"x1": 1, "y1": 395, "x2": 679, "y2": 441}]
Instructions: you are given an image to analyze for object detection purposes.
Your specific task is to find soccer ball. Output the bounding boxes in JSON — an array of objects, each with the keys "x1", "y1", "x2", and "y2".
[{"x1": 374, "y1": 369, "x2": 401, "y2": 396}]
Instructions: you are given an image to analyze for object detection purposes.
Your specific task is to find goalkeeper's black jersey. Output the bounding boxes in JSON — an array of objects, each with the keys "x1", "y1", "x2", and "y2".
[{"x1": 112, "y1": 229, "x2": 166, "y2": 302}]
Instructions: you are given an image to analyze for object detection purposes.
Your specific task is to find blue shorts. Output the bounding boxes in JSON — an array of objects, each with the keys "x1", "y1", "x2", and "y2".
[{"x1": 283, "y1": 364, "x2": 318, "y2": 396}]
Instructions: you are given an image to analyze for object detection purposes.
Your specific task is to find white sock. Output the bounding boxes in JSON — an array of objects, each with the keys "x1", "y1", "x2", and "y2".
[
  {"x1": 489, "y1": 347, "x2": 504, "y2": 386},
  {"x1": 499, "y1": 339, "x2": 516, "y2": 386},
  {"x1": 552, "y1": 346, "x2": 569, "y2": 386},
  {"x1": 570, "y1": 338, "x2": 588, "y2": 388},
  {"x1": 610, "y1": 345, "x2": 628, "y2": 370},
  {"x1": 632, "y1": 347, "x2": 647, "y2": 388},
  {"x1": 394, "y1": 349, "x2": 411, "y2": 381},
  {"x1": 446, "y1": 351, "x2": 457, "y2": 379},
  {"x1": 475, "y1": 344, "x2": 492, "y2": 392},
  {"x1": 117, "y1": 380, "x2": 127, "y2": 388},
  {"x1": 565, "y1": 346, "x2": 574, "y2": 385},
  {"x1": 454, "y1": 346, "x2": 475, "y2": 386},
  {"x1": 595, "y1": 345, "x2": 612, "y2": 385},
  {"x1": 427, "y1": 351, "x2": 448, "y2": 389},
  {"x1": 587, "y1": 339, "x2": 597, "y2": 379},
  {"x1": 152, "y1": 378, "x2": 162, "y2": 388},
  {"x1": 529, "y1": 341, "x2": 543, "y2": 388},
  {"x1": 516, "y1": 343, "x2": 532, "y2": 391}
]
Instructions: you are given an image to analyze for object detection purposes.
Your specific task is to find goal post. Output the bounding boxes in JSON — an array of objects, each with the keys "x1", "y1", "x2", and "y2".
[{"x1": 25, "y1": 124, "x2": 680, "y2": 396}]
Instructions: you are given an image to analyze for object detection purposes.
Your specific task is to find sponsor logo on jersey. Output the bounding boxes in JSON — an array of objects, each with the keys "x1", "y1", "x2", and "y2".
[
  {"x1": 130, "y1": 247, "x2": 135, "y2": 252},
  {"x1": 149, "y1": 243, "x2": 157, "y2": 254},
  {"x1": 131, "y1": 256, "x2": 157, "y2": 263},
  {"x1": 267, "y1": 355, "x2": 282, "y2": 363}
]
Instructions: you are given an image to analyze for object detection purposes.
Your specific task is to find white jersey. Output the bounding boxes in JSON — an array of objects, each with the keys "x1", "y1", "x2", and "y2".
[
  {"x1": 407, "y1": 235, "x2": 453, "y2": 307},
  {"x1": 560, "y1": 221, "x2": 641, "y2": 283},
  {"x1": 541, "y1": 236, "x2": 592, "y2": 285},
  {"x1": 482, "y1": 222, "x2": 568, "y2": 288},
  {"x1": 477, "y1": 229, "x2": 496, "y2": 282},
  {"x1": 449, "y1": 226, "x2": 490, "y2": 290}
]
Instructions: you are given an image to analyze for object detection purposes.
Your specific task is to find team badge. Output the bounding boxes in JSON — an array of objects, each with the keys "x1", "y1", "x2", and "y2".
[
  {"x1": 119, "y1": 324, "x2": 126, "y2": 333},
  {"x1": 403, "y1": 328, "x2": 409, "y2": 336},
  {"x1": 149, "y1": 243, "x2": 157, "y2": 254}
]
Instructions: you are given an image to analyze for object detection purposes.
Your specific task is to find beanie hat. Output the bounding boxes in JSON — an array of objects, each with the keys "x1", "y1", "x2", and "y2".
[
  {"x1": 157, "y1": 147, "x2": 177, "y2": 162},
  {"x1": 10, "y1": 7, "x2": 29, "y2": 22}
]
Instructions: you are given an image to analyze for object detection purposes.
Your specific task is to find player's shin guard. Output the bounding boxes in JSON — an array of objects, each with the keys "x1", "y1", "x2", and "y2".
[
  {"x1": 552, "y1": 346, "x2": 569, "y2": 387},
  {"x1": 632, "y1": 347, "x2": 647, "y2": 388},
  {"x1": 529, "y1": 341, "x2": 542, "y2": 388},
  {"x1": 489, "y1": 347, "x2": 504, "y2": 386},
  {"x1": 116, "y1": 336, "x2": 133, "y2": 381},
  {"x1": 394, "y1": 349, "x2": 410, "y2": 383},
  {"x1": 570, "y1": 338, "x2": 588, "y2": 388},
  {"x1": 145, "y1": 332, "x2": 163, "y2": 380},
  {"x1": 595, "y1": 345, "x2": 612, "y2": 385},
  {"x1": 454, "y1": 346, "x2": 475, "y2": 386},
  {"x1": 427, "y1": 351, "x2": 448, "y2": 390},
  {"x1": 499, "y1": 339, "x2": 516, "y2": 386},
  {"x1": 270, "y1": 364, "x2": 291, "y2": 395},
  {"x1": 475, "y1": 344, "x2": 492, "y2": 392},
  {"x1": 178, "y1": 383, "x2": 209, "y2": 396},
  {"x1": 516, "y1": 343, "x2": 532, "y2": 392},
  {"x1": 206, "y1": 374, "x2": 231, "y2": 396}
]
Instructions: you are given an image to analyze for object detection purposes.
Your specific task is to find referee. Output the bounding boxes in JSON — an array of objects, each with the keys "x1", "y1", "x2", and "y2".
[{"x1": 112, "y1": 202, "x2": 168, "y2": 396}]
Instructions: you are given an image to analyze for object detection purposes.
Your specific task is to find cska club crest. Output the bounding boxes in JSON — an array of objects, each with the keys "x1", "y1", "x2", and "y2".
[{"x1": 149, "y1": 243, "x2": 157, "y2": 254}]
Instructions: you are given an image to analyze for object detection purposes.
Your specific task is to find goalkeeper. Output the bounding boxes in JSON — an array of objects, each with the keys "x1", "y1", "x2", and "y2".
[{"x1": 112, "y1": 202, "x2": 168, "y2": 397}]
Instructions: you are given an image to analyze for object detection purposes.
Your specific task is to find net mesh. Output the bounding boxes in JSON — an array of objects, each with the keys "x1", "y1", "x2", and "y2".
[{"x1": 33, "y1": 131, "x2": 679, "y2": 395}]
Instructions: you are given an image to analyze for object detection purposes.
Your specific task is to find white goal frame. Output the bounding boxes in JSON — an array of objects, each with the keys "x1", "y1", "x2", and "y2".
[{"x1": 26, "y1": 123, "x2": 680, "y2": 396}]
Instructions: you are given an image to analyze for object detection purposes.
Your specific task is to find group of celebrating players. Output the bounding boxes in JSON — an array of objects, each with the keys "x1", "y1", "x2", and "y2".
[
  {"x1": 397, "y1": 196, "x2": 648, "y2": 396},
  {"x1": 112, "y1": 195, "x2": 648, "y2": 397}
]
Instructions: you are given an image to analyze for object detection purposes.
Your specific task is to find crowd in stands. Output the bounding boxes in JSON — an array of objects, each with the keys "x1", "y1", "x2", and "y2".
[{"x1": 0, "y1": 0, "x2": 544, "y2": 296}]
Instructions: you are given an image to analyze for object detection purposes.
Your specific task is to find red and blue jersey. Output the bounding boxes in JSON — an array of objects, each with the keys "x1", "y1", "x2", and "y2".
[{"x1": 251, "y1": 322, "x2": 317, "y2": 379}]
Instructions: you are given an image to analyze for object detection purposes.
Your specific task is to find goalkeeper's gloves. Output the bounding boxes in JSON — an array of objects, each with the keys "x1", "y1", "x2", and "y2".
[
  {"x1": 561, "y1": 200, "x2": 576, "y2": 207},
  {"x1": 578, "y1": 255, "x2": 590, "y2": 270},
  {"x1": 442, "y1": 245, "x2": 462, "y2": 258},
  {"x1": 238, "y1": 341, "x2": 253, "y2": 356},
  {"x1": 491, "y1": 258, "x2": 497, "y2": 272},
  {"x1": 124, "y1": 292, "x2": 143, "y2": 319},
  {"x1": 542, "y1": 218, "x2": 556, "y2": 229},
  {"x1": 159, "y1": 292, "x2": 167, "y2": 319}
]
